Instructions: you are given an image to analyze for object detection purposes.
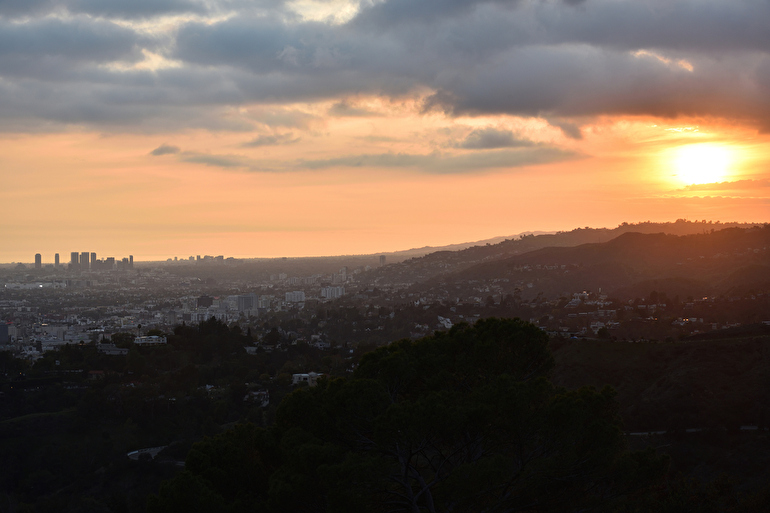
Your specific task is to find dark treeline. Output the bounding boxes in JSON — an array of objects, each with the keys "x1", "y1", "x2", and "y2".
[{"x1": 2, "y1": 318, "x2": 770, "y2": 511}]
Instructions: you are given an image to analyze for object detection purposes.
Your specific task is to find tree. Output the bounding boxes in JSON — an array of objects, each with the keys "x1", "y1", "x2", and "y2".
[{"x1": 152, "y1": 318, "x2": 668, "y2": 512}]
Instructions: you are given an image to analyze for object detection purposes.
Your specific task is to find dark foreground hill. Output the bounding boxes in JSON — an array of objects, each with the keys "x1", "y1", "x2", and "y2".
[{"x1": 550, "y1": 329, "x2": 770, "y2": 495}]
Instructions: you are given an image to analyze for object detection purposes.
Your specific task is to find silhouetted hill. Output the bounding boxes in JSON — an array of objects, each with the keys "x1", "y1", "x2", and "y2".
[
  {"x1": 368, "y1": 220, "x2": 761, "y2": 288},
  {"x1": 419, "y1": 225, "x2": 769, "y2": 300}
]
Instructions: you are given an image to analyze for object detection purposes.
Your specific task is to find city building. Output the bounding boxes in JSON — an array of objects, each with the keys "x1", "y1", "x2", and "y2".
[
  {"x1": 34, "y1": 254, "x2": 41, "y2": 269},
  {"x1": 80, "y1": 252, "x2": 90, "y2": 270},
  {"x1": 285, "y1": 291, "x2": 306, "y2": 303},
  {"x1": 134, "y1": 335, "x2": 167, "y2": 345},
  {"x1": 54, "y1": 253, "x2": 59, "y2": 267},
  {"x1": 321, "y1": 286, "x2": 345, "y2": 299}
]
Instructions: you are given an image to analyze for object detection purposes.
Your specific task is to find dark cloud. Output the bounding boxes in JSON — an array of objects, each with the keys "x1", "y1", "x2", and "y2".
[
  {"x1": 455, "y1": 127, "x2": 534, "y2": 149},
  {"x1": 241, "y1": 133, "x2": 299, "y2": 147},
  {"x1": 2, "y1": 0, "x2": 770, "y2": 132},
  {"x1": 0, "y1": 0, "x2": 216, "y2": 19},
  {"x1": 351, "y1": 0, "x2": 522, "y2": 30},
  {"x1": 328, "y1": 100, "x2": 380, "y2": 117},
  {"x1": 0, "y1": 0, "x2": 60, "y2": 18},
  {"x1": 150, "y1": 144, "x2": 180, "y2": 155},
  {"x1": 546, "y1": 118, "x2": 583, "y2": 140},
  {"x1": 67, "y1": 0, "x2": 208, "y2": 18},
  {"x1": 0, "y1": 17, "x2": 142, "y2": 66}
]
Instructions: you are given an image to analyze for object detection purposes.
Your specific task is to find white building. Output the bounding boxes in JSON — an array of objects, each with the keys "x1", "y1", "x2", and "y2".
[
  {"x1": 292, "y1": 372, "x2": 322, "y2": 387},
  {"x1": 135, "y1": 335, "x2": 167, "y2": 345},
  {"x1": 321, "y1": 286, "x2": 345, "y2": 299},
  {"x1": 285, "y1": 291, "x2": 306, "y2": 303}
]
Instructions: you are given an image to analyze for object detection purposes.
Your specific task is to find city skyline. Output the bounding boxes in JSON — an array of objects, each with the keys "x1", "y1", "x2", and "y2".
[{"x1": 2, "y1": 0, "x2": 769, "y2": 262}]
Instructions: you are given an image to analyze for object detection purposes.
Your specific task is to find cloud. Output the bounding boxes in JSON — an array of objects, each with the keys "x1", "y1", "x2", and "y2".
[
  {"x1": 674, "y1": 179, "x2": 770, "y2": 192},
  {"x1": 0, "y1": 17, "x2": 142, "y2": 70},
  {"x1": 300, "y1": 146, "x2": 580, "y2": 173},
  {"x1": 67, "y1": 0, "x2": 209, "y2": 19},
  {"x1": 173, "y1": 150, "x2": 283, "y2": 171},
  {"x1": 547, "y1": 118, "x2": 583, "y2": 140},
  {"x1": 328, "y1": 100, "x2": 380, "y2": 117},
  {"x1": 241, "y1": 133, "x2": 299, "y2": 147},
  {"x1": 3, "y1": 0, "x2": 770, "y2": 131},
  {"x1": 179, "y1": 151, "x2": 249, "y2": 168},
  {"x1": 455, "y1": 127, "x2": 534, "y2": 149},
  {"x1": 150, "y1": 144, "x2": 180, "y2": 155},
  {"x1": 0, "y1": 0, "x2": 215, "y2": 19}
]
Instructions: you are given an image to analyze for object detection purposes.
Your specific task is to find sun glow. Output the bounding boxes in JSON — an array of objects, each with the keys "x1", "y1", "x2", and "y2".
[{"x1": 673, "y1": 144, "x2": 732, "y2": 185}]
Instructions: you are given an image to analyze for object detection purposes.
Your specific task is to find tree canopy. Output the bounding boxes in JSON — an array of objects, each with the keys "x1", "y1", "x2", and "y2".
[{"x1": 150, "y1": 318, "x2": 668, "y2": 513}]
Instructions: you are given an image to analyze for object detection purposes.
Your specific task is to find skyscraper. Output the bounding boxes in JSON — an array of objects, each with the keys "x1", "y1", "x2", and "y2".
[
  {"x1": 129, "y1": 255, "x2": 133, "y2": 268},
  {"x1": 54, "y1": 253, "x2": 59, "y2": 267},
  {"x1": 34, "y1": 254, "x2": 41, "y2": 269},
  {"x1": 70, "y1": 252, "x2": 79, "y2": 269},
  {"x1": 80, "y1": 251, "x2": 90, "y2": 269}
]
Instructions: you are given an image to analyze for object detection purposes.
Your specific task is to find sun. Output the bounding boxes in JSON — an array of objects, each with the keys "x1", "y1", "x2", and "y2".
[{"x1": 673, "y1": 143, "x2": 731, "y2": 185}]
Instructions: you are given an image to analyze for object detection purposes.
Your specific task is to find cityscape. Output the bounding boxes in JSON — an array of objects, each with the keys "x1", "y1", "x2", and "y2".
[{"x1": 2, "y1": 0, "x2": 770, "y2": 510}]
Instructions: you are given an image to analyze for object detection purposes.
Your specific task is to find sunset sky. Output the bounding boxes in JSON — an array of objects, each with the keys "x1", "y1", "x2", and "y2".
[{"x1": 3, "y1": 0, "x2": 769, "y2": 263}]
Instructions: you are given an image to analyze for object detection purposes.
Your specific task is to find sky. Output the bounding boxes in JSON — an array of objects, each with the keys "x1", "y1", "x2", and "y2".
[{"x1": 2, "y1": 0, "x2": 769, "y2": 263}]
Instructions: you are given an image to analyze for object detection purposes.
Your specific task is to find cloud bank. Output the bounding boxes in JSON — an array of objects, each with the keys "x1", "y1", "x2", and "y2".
[{"x1": 2, "y1": 0, "x2": 770, "y2": 133}]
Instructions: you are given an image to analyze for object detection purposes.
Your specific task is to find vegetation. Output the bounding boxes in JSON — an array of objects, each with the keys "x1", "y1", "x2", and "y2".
[{"x1": 149, "y1": 319, "x2": 668, "y2": 512}]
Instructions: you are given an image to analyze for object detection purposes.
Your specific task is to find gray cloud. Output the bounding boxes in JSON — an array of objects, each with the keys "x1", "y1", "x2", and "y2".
[
  {"x1": 300, "y1": 146, "x2": 579, "y2": 173},
  {"x1": 0, "y1": 17, "x2": 142, "y2": 67},
  {"x1": 2, "y1": 0, "x2": 770, "y2": 133},
  {"x1": 0, "y1": 0, "x2": 222, "y2": 19},
  {"x1": 67, "y1": 0, "x2": 208, "y2": 18},
  {"x1": 150, "y1": 144, "x2": 180, "y2": 155},
  {"x1": 455, "y1": 127, "x2": 534, "y2": 149},
  {"x1": 180, "y1": 152, "x2": 248, "y2": 168},
  {"x1": 241, "y1": 132, "x2": 299, "y2": 147},
  {"x1": 328, "y1": 100, "x2": 380, "y2": 117}
]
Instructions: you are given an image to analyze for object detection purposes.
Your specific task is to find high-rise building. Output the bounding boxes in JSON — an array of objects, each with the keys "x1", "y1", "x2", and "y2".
[
  {"x1": 34, "y1": 254, "x2": 42, "y2": 269},
  {"x1": 54, "y1": 253, "x2": 59, "y2": 267},
  {"x1": 80, "y1": 252, "x2": 90, "y2": 269},
  {"x1": 70, "y1": 252, "x2": 79, "y2": 269},
  {"x1": 237, "y1": 293, "x2": 258, "y2": 313},
  {"x1": 91, "y1": 252, "x2": 96, "y2": 265},
  {"x1": 129, "y1": 255, "x2": 133, "y2": 268}
]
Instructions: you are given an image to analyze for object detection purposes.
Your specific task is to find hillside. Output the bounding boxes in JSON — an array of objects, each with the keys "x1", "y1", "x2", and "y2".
[
  {"x1": 367, "y1": 220, "x2": 760, "y2": 288},
  {"x1": 416, "y1": 225, "x2": 770, "y2": 300}
]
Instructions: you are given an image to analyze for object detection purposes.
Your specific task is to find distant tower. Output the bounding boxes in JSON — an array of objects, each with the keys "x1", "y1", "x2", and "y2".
[
  {"x1": 91, "y1": 252, "x2": 96, "y2": 265},
  {"x1": 54, "y1": 253, "x2": 60, "y2": 267},
  {"x1": 70, "y1": 252, "x2": 79, "y2": 269},
  {"x1": 34, "y1": 254, "x2": 42, "y2": 269},
  {"x1": 129, "y1": 255, "x2": 134, "y2": 268},
  {"x1": 379, "y1": 255, "x2": 386, "y2": 266},
  {"x1": 80, "y1": 251, "x2": 90, "y2": 269}
]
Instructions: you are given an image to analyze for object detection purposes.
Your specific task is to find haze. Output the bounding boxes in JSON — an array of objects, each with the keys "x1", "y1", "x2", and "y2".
[{"x1": 2, "y1": 0, "x2": 769, "y2": 262}]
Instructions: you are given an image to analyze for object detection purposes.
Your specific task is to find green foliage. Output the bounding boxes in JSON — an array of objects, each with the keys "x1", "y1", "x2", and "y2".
[{"x1": 155, "y1": 318, "x2": 667, "y2": 512}]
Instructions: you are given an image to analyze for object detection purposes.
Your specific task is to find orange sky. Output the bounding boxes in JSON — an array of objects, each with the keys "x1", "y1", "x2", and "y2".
[
  {"x1": 2, "y1": 1, "x2": 769, "y2": 262},
  {"x1": 4, "y1": 112, "x2": 768, "y2": 263}
]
